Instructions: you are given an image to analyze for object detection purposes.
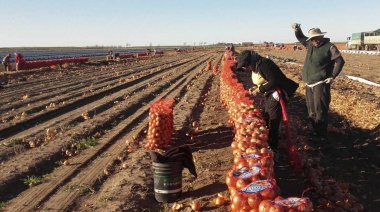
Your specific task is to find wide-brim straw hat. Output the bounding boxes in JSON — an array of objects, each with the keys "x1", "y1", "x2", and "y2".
[{"x1": 306, "y1": 28, "x2": 326, "y2": 41}]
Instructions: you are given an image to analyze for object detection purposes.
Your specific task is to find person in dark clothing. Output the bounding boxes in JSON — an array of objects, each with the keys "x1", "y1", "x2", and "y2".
[
  {"x1": 236, "y1": 50, "x2": 299, "y2": 152},
  {"x1": 2, "y1": 54, "x2": 11, "y2": 71},
  {"x1": 0, "y1": 54, "x2": 11, "y2": 89},
  {"x1": 113, "y1": 52, "x2": 120, "y2": 60},
  {"x1": 230, "y1": 44, "x2": 235, "y2": 53},
  {"x1": 291, "y1": 23, "x2": 345, "y2": 141},
  {"x1": 108, "y1": 50, "x2": 113, "y2": 60},
  {"x1": 14, "y1": 53, "x2": 26, "y2": 71}
]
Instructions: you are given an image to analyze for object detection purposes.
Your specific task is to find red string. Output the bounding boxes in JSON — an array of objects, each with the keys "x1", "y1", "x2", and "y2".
[
  {"x1": 275, "y1": 88, "x2": 303, "y2": 172},
  {"x1": 301, "y1": 187, "x2": 316, "y2": 197}
]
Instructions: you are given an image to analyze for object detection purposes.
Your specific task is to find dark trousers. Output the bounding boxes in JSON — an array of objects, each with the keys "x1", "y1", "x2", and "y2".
[
  {"x1": 305, "y1": 83, "x2": 331, "y2": 136},
  {"x1": 264, "y1": 94, "x2": 283, "y2": 150}
]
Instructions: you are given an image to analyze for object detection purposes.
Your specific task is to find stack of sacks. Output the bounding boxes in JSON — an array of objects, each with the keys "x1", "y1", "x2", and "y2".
[{"x1": 220, "y1": 59, "x2": 313, "y2": 211}]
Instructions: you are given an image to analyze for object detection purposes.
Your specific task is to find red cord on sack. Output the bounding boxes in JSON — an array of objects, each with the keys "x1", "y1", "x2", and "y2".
[
  {"x1": 301, "y1": 187, "x2": 316, "y2": 197},
  {"x1": 276, "y1": 88, "x2": 303, "y2": 172}
]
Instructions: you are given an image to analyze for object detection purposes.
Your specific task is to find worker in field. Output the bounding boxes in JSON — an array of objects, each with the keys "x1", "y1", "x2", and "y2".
[
  {"x1": 291, "y1": 23, "x2": 345, "y2": 142},
  {"x1": 14, "y1": 53, "x2": 26, "y2": 71},
  {"x1": 113, "y1": 52, "x2": 120, "y2": 61},
  {"x1": 223, "y1": 47, "x2": 230, "y2": 59},
  {"x1": 229, "y1": 44, "x2": 237, "y2": 60},
  {"x1": 2, "y1": 54, "x2": 11, "y2": 71},
  {"x1": 1, "y1": 53, "x2": 11, "y2": 89},
  {"x1": 230, "y1": 43, "x2": 235, "y2": 54},
  {"x1": 236, "y1": 50, "x2": 299, "y2": 158},
  {"x1": 108, "y1": 50, "x2": 113, "y2": 60}
]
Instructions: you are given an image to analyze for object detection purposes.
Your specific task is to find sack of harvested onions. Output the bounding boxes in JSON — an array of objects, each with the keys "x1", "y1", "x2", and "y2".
[
  {"x1": 259, "y1": 197, "x2": 313, "y2": 212},
  {"x1": 228, "y1": 179, "x2": 281, "y2": 211},
  {"x1": 226, "y1": 164, "x2": 275, "y2": 191},
  {"x1": 145, "y1": 98, "x2": 175, "y2": 150}
]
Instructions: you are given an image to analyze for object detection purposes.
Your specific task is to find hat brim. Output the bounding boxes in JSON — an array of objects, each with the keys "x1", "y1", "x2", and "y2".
[
  {"x1": 236, "y1": 51, "x2": 251, "y2": 69},
  {"x1": 306, "y1": 32, "x2": 326, "y2": 41},
  {"x1": 236, "y1": 62, "x2": 244, "y2": 69}
]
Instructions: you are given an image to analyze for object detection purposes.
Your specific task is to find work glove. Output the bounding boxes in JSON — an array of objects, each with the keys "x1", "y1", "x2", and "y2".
[
  {"x1": 325, "y1": 77, "x2": 334, "y2": 84},
  {"x1": 249, "y1": 86, "x2": 260, "y2": 96},
  {"x1": 291, "y1": 23, "x2": 300, "y2": 31},
  {"x1": 271, "y1": 91, "x2": 280, "y2": 101}
]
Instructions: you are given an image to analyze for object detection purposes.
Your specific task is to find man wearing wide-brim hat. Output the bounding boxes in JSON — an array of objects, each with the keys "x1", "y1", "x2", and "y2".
[{"x1": 291, "y1": 23, "x2": 345, "y2": 144}]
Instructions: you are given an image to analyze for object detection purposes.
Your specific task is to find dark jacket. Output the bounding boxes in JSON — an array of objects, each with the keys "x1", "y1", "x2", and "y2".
[
  {"x1": 302, "y1": 39, "x2": 334, "y2": 83},
  {"x1": 2, "y1": 55, "x2": 11, "y2": 65},
  {"x1": 255, "y1": 57, "x2": 299, "y2": 100},
  {"x1": 295, "y1": 29, "x2": 345, "y2": 83}
]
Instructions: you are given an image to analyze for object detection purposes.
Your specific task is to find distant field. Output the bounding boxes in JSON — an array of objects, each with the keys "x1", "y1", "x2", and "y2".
[{"x1": 0, "y1": 45, "x2": 204, "y2": 53}]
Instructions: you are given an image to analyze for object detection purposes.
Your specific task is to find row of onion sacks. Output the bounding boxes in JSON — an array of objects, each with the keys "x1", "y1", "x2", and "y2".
[
  {"x1": 220, "y1": 59, "x2": 313, "y2": 211},
  {"x1": 144, "y1": 98, "x2": 175, "y2": 150}
]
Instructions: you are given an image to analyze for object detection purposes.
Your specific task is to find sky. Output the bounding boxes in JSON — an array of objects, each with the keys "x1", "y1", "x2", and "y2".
[{"x1": 1, "y1": 0, "x2": 379, "y2": 47}]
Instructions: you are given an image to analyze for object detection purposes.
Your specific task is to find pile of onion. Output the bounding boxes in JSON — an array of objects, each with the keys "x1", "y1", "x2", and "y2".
[
  {"x1": 144, "y1": 98, "x2": 174, "y2": 150},
  {"x1": 206, "y1": 60, "x2": 212, "y2": 71},
  {"x1": 229, "y1": 179, "x2": 281, "y2": 211},
  {"x1": 213, "y1": 64, "x2": 219, "y2": 75},
  {"x1": 220, "y1": 60, "x2": 314, "y2": 212}
]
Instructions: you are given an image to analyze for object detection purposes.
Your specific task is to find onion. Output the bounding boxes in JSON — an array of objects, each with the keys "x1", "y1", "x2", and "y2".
[
  {"x1": 171, "y1": 202, "x2": 183, "y2": 211},
  {"x1": 121, "y1": 162, "x2": 128, "y2": 169},
  {"x1": 271, "y1": 204, "x2": 285, "y2": 212},
  {"x1": 190, "y1": 200, "x2": 202, "y2": 211},
  {"x1": 296, "y1": 202, "x2": 307, "y2": 211},
  {"x1": 247, "y1": 195, "x2": 263, "y2": 209},
  {"x1": 63, "y1": 160, "x2": 70, "y2": 166},
  {"x1": 236, "y1": 178, "x2": 250, "y2": 190},
  {"x1": 235, "y1": 160, "x2": 249, "y2": 169},
  {"x1": 261, "y1": 187, "x2": 277, "y2": 199},
  {"x1": 259, "y1": 200, "x2": 272, "y2": 212},
  {"x1": 353, "y1": 203, "x2": 364, "y2": 211},
  {"x1": 29, "y1": 140, "x2": 36, "y2": 148},
  {"x1": 260, "y1": 147, "x2": 268, "y2": 155},
  {"x1": 213, "y1": 195, "x2": 225, "y2": 206},
  {"x1": 228, "y1": 187, "x2": 238, "y2": 201},
  {"x1": 103, "y1": 168, "x2": 110, "y2": 176}
]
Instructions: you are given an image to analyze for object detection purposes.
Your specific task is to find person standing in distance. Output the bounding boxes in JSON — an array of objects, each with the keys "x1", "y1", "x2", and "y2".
[
  {"x1": 1, "y1": 54, "x2": 12, "y2": 89},
  {"x1": 291, "y1": 23, "x2": 345, "y2": 141},
  {"x1": 2, "y1": 54, "x2": 11, "y2": 71}
]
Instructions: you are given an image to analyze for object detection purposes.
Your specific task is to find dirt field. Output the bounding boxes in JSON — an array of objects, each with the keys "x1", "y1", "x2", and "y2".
[{"x1": 0, "y1": 48, "x2": 379, "y2": 212}]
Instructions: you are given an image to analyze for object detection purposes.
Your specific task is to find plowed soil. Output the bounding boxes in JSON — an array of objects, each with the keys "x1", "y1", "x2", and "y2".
[{"x1": 0, "y1": 48, "x2": 379, "y2": 212}]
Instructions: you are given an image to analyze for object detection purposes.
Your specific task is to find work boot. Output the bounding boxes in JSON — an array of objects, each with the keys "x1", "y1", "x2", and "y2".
[
  {"x1": 307, "y1": 131, "x2": 318, "y2": 137},
  {"x1": 273, "y1": 151, "x2": 280, "y2": 163},
  {"x1": 310, "y1": 135, "x2": 327, "y2": 142},
  {"x1": 269, "y1": 148, "x2": 280, "y2": 163},
  {"x1": 309, "y1": 135, "x2": 330, "y2": 151}
]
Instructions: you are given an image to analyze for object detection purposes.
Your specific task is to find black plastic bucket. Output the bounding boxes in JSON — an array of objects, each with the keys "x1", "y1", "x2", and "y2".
[{"x1": 153, "y1": 161, "x2": 182, "y2": 203}]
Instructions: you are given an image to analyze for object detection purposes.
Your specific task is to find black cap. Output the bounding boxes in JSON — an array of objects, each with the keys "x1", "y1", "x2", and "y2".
[{"x1": 236, "y1": 50, "x2": 258, "y2": 70}]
